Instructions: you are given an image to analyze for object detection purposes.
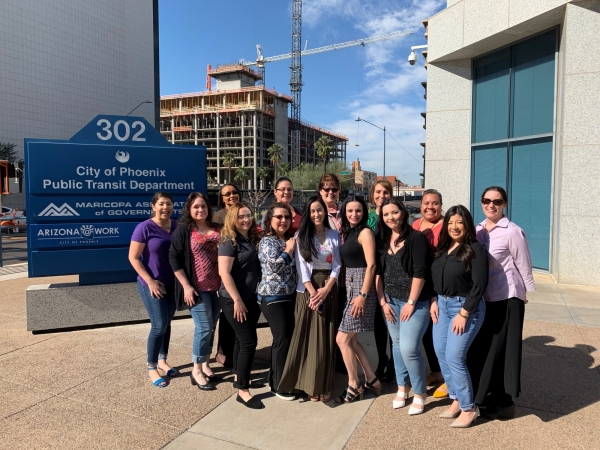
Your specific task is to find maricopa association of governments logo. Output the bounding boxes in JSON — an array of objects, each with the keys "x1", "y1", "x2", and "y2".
[
  {"x1": 115, "y1": 150, "x2": 130, "y2": 163},
  {"x1": 38, "y1": 203, "x2": 80, "y2": 217}
]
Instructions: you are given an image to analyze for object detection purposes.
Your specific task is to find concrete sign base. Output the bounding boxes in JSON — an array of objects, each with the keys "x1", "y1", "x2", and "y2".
[{"x1": 26, "y1": 282, "x2": 189, "y2": 332}]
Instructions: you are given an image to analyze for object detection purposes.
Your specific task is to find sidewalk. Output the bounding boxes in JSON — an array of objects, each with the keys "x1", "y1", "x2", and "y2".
[{"x1": 1, "y1": 272, "x2": 599, "y2": 449}]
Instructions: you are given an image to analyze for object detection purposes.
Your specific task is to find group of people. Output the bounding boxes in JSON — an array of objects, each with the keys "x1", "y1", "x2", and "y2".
[{"x1": 128, "y1": 175, "x2": 535, "y2": 427}]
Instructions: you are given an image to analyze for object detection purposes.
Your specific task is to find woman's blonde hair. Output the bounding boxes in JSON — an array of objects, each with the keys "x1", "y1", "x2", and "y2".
[
  {"x1": 369, "y1": 180, "x2": 393, "y2": 205},
  {"x1": 220, "y1": 202, "x2": 260, "y2": 247}
]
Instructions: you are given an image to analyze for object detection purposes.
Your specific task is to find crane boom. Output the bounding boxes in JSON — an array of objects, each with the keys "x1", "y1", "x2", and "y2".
[{"x1": 244, "y1": 30, "x2": 413, "y2": 67}]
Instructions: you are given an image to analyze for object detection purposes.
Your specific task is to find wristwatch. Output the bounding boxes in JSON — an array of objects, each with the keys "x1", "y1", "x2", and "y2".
[
  {"x1": 407, "y1": 299, "x2": 415, "y2": 305},
  {"x1": 359, "y1": 291, "x2": 368, "y2": 299}
]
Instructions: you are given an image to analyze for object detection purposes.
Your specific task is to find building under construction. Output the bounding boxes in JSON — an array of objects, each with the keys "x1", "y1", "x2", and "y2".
[{"x1": 160, "y1": 65, "x2": 347, "y2": 188}]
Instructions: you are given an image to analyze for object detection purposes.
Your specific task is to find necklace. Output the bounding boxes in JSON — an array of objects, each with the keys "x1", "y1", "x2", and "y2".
[{"x1": 420, "y1": 217, "x2": 439, "y2": 231}]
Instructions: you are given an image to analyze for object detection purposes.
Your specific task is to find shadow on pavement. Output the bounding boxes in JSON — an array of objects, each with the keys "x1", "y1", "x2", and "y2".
[{"x1": 517, "y1": 335, "x2": 599, "y2": 421}]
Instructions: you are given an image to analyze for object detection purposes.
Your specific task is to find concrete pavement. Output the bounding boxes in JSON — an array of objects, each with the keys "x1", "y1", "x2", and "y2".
[{"x1": 1, "y1": 272, "x2": 599, "y2": 449}]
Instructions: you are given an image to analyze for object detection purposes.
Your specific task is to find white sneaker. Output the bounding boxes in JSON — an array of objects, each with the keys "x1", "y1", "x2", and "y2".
[{"x1": 275, "y1": 391, "x2": 296, "y2": 401}]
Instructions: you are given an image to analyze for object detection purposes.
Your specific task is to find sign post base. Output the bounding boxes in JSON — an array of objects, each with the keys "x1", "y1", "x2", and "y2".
[{"x1": 26, "y1": 282, "x2": 189, "y2": 332}]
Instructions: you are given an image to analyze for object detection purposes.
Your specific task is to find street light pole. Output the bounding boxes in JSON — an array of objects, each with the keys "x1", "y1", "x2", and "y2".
[{"x1": 356, "y1": 117, "x2": 386, "y2": 177}]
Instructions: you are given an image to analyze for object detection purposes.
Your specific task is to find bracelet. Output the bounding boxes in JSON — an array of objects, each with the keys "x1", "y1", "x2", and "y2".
[{"x1": 458, "y1": 311, "x2": 469, "y2": 319}]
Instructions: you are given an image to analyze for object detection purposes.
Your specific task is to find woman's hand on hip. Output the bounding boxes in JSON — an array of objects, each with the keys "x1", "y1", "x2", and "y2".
[
  {"x1": 399, "y1": 302, "x2": 415, "y2": 322},
  {"x1": 148, "y1": 280, "x2": 166, "y2": 299},
  {"x1": 350, "y1": 296, "x2": 366, "y2": 318},
  {"x1": 233, "y1": 300, "x2": 248, "y2": 322},
  {"x1": 382, "y1": 303, "x2": 396, "y2": 324},
  {"x1": 451, "y1": 315, "x2": 467, "y2": 335},
  {"x1": 430, "y1": 300, "x2": 439, "y2": 325},
  {"x1": 183, "y1": 285, "x2": 199, "y2": 306}
]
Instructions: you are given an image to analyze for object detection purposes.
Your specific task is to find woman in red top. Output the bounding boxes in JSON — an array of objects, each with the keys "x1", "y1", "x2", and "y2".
[
  {"x1": 411, "y1": 189, "x2": 446, "y2": 396},
  {"x1": 170, "y1": 192, "x2": 222, "y2": 391}
]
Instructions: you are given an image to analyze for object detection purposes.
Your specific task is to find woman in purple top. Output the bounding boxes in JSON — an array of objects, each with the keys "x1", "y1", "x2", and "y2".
[
  {"x1": 128, "y1": 192, "x2": 178, "y2": 388},
  {"x1": 468, "y1": 186, "x2": 535, "y2": 420}
]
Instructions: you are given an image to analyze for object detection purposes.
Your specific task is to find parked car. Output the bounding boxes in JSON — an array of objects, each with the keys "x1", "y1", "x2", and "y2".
[{"x1": 1, "y1": 206, "x2": 26, "y2": 232}]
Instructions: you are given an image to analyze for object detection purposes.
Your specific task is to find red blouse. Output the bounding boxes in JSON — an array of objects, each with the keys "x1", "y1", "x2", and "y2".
[
  {"x1": 191, "y1": 228, "x2": 221, "y2": 291},
  {"x1": 412, "y1": 217, "x2": 443, "y2": 254}
]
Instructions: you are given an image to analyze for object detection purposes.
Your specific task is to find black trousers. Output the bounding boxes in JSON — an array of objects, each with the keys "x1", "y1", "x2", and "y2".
[
  {"x1": 467, "y1": 298, "x2": 525, "y2": 406},
  {"x1": 217, "y1": 311, "x2": 235, "y2": 368},
  {"x1": 423, "y1": 320, "x2": 441, "y2": 373},
  {"x1": 374, "y1": 302, "x2": 394, "y2": 372},
  {"x1": 220, "y1": 296, "x2": 261, "y2": 389},
  {"x1": 259, "y1": 297, "x2": 296, "y2": 391}
]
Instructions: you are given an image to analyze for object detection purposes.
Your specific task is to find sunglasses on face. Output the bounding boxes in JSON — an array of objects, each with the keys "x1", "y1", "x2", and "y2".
[
  {"x1": 222, "y1": 191, "x2": 239, "y2": 197},
  {"x1": 322, "y1": 187, "x2": 339, "y2": 193},
  {"x1": 482, "y1": 198, "x2": 505, "y2": 206},
  {"x1": 273, "y1": 214, "x2": 291, "y2": 221}
]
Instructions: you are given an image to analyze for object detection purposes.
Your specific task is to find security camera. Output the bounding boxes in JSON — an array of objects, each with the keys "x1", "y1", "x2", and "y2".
[{"x1": 408, "y1": 51, "x2": 417, "y2": 65}]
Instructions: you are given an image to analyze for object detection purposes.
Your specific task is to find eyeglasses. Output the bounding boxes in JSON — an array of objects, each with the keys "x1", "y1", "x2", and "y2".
[
  {"x1": 482, "y1": 198, "x2": 505, "y2": 206},
  {"x1": 321, "y1": 187, "x2": 339, "y2": 193},
  {"x1": 276, "y1": 188, "x2": 294, "y2": 193},
  {"x1": 237, "y1": 214, "x2": 253, "y2": 220},
  {"x1": 273, "y1": 214, "x2": 291, "y2": 221},
  {"x1": 222, "y1": 191, "x2": 239, "y2": 197}
]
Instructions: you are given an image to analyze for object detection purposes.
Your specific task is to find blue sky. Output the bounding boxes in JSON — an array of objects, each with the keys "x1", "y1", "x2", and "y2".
[{"x1": 159, "y1": 0, "x2": 445, "y2": 186}]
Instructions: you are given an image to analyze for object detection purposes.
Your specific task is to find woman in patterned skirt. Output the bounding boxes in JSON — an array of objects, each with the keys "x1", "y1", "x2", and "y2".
[{"x1": 335, "y1": 196, "x2": 381, "y2": 403}]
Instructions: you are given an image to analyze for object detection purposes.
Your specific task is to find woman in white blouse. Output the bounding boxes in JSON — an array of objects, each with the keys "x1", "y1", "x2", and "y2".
[{"x1": 278, "y1": 196, "x2": 341, "y2": 402}]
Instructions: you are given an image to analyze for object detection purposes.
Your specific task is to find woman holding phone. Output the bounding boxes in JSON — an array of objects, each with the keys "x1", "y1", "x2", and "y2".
[{"x1": 279, "y1": 196, "x2": 341, "y2": 402}]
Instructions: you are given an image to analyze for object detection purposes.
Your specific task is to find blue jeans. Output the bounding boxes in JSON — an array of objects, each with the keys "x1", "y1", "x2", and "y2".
[
  {"x1": 385, "y1": 297, "x2": 430, "y2": 395},
  {"x1": 138, "y1": 280, "x2": 176, "y2": 366},
  {"x1": 190, "y1": 291, "x2": 221, "y2": 364},
  {"x1": 433, "y1": 295, "x2": 486, "y2": 411}
]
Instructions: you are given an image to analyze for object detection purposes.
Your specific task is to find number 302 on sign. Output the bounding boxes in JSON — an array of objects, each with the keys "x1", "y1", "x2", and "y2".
[{"x1": 96, "y1": 119, "x2": 146, "y2": 142}]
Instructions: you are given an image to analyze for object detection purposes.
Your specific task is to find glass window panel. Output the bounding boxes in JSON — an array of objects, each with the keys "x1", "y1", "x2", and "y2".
[
  {"x1": 471, "y1": 143, "x2": 508, "y2": 225},
  {"x1": 509, "y1": 138, "x2": 553, "y2": 270},
  {"x1": 510, "y1": 30, "x2": 556, "y2": 138},
  {"x1": 472, "y1": 48, "x2": 510, "y2": 143}
]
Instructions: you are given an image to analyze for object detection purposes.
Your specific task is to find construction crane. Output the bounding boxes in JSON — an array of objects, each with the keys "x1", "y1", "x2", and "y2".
[{"x1": 242, "y1": 28, "x2": 413, "y2": 166}]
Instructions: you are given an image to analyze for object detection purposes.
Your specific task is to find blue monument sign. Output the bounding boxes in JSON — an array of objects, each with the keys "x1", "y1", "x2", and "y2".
[{"x1": 25, "y1": 115, "x2": 206, "y2": 284}]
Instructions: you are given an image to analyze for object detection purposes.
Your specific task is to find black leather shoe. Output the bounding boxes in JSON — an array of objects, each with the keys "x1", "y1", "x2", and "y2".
[
  {"x1": 379, "y1": 367, "x2": 396, "y2": 383},
  {"x1": 190, "y1": 372, "x2": 216, "y2": 391},
  {"x1": 236, "y1": 394, "x2": 265, "y2": 409},
  {"x1": 202, "y1": 371, "x2": 223, "y2": 382},
  {"x1": 480, "y1": 402, "x2": 515, "y2": 420}
]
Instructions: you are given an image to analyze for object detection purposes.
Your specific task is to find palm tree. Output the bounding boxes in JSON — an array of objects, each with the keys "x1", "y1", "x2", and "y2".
[
  {"x1": 315, "y1": 136, "x2": 333, "y2": 175},
  {"x1": 279, "y1": 163, "x2": 291, "y2": 178},
  {"x1": 234, "y1": 166, "x2": 249, "y2": 189},
  {"x1": 222, "y1": 152, "x2": 235, "y2": 184},
  {"x1": 257, "y1": 166, "x2": 270, "y2": 189},
  {"x1": 267, "y1": 143, "x2": 284, "y2": 183}
]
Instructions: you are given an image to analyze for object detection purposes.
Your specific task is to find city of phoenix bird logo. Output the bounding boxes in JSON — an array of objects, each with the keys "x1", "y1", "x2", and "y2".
[{"x1": 115, "y1": 150, "x2": 130, "y2": 163}]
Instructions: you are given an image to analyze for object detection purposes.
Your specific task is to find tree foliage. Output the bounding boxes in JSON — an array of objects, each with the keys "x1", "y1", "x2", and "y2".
[
  {"x1": 287, "y1": 160, "x2": 353, "y2": 191},
  {"x1": 279, "y1": 162, "x2": 291, "y2": 177},
  {"x1": 0, "y1": 142, "x2": 19, "y2": 164},
  {"x1": 315, "y1": 136, "x2": 333, "y2": 175},
  {"x1": 234, "y1": 166, "x2": 249, "y2": 187},
  {"x1": 222, "y1": 152, "x2": 236, "y2": 184},
  {"x1": 267, "y1": 143, "x2": 284, "y2": 183},
  {"x1": 257, "y1": 166, "x2": 270, "y2": 189}
]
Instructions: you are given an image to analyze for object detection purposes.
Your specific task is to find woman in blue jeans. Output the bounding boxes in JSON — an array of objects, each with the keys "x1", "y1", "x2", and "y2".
[
  {"x1": 129, "y1": 192, "x2": 178, "y2": 388},
  {"x1": 170, "y1": 192, "x2": 222, "y2": 391},
  {"x1": 431, "y1": 205, "x2": 489, "y2": 428},
  {"x1": 375, "y1": 198, "x2": 435, "y2": 415}
]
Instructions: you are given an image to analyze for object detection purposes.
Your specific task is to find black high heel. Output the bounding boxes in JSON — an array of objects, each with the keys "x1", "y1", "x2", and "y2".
[
  {"x1": 202, "y1": 371, "x2": 223, "y2": 382},
  {"x1": 364, "y1": 376, "x2": 382, "y2": 396},
  {"x1": 335, "y1": 385, "x2": 364, "y2": 404},
  {"x1": 190, "y1": 372, "x2": 216, "y2": 391}
]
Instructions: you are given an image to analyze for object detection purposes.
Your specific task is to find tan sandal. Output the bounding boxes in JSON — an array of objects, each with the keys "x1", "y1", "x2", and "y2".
[
  {"x1": 320, "y1": 393, "x2": 331, "y2": 402},
  {"x1": 309, "y1": 394, "x2": 320, "y2": 402}
]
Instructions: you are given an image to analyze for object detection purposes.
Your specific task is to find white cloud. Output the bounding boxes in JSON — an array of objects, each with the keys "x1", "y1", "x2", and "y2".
[{"x1": 302, "y1": 0, "x2": 445, "y2": 185}]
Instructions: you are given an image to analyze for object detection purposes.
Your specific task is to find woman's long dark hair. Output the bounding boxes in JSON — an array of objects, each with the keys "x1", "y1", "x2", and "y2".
[
  {"x1": 340, "y1": 196, "x2": 368, "y2": 241},
  {"x1": 178, "y1": 192, "x2": 216, "y2": 229},
  {"x1": 298, "y1": 195, "x2": 330, "y2": 262},
  {"x1": 434, "y1": 205, "x2": 477, "y2": 270},
  {"x1": 377, "y1": 197, "x2": 411, "y2": 249},
  {"x1": 262, "y1": 202, "x2": 293, "y2": 237}
]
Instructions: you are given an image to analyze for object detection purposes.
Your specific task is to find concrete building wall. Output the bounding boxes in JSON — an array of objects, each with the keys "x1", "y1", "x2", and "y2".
[
  {"x1": 426, "y1": 0, "x2": 600, "y2": 286},
  {"x1": 0, "y1": 0, "x2": 156, "y2": 209},
  {"x1": 274, "y1": 100, "x2": 290, "y2": 163}
]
